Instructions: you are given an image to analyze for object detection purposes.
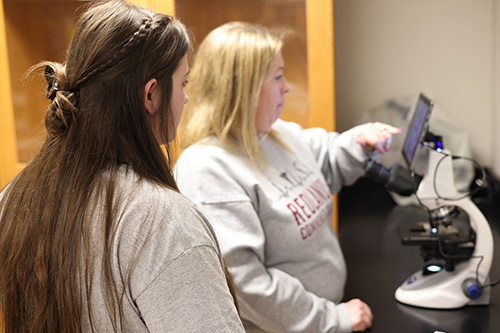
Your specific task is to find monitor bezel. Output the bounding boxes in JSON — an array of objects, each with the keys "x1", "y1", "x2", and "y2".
[{"x1": 401, "y1": 93, "x2": 434, "y2": 168}]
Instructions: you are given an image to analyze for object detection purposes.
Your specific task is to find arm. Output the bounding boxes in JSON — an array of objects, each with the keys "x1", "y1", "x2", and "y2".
[
  {"x1": 135, "y1": 245, "x2": 244, "y2": 333},
  {"x1": 276, "y1": 120, "x2": 399, "y2": 194}
]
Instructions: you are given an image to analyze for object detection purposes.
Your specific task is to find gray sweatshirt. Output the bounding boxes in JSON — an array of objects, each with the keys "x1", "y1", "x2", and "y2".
[
  {"x1": 175, "y1": 120, "x2": 374, "y2": 333},
  {"x1": 0, "y1": 166, "x2": 244, "y2": 332}
]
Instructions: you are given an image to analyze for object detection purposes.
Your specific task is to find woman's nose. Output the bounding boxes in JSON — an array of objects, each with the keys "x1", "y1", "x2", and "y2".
[{"x1": 283, "y1": 78, "x2": 292, "y2": 94}]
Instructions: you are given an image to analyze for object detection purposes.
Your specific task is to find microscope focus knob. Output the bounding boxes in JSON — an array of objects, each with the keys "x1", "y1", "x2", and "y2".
[{"x1": 462, "y1": 278, "x2": 482, "y2": 299}]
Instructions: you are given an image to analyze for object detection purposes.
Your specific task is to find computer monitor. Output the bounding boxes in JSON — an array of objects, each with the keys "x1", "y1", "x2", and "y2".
[{"x1": 401, "y1": 93, "x2": 434, "y2": 168}]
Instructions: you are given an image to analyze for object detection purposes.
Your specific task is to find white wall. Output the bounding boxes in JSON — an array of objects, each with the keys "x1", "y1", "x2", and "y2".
[
  {"x1": 334, "y1": 0, "x2": 496, "y2": 174},
  {"x1": 494, "y1": 0, "x2": 500, "y2": 177}
]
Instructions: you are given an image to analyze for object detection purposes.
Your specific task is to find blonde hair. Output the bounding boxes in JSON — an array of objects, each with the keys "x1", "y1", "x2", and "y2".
[{"x1": 179, "y1": 21, "x2": 284, "y2": 165}]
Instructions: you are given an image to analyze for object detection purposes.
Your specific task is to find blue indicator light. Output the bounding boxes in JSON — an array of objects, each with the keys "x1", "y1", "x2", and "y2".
[{"x1": 407, "y1": 276, "x2": 417, "y2": 284}]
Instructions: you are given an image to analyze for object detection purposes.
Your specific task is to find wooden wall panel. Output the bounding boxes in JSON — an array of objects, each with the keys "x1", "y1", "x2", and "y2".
[
  {"x1": 3, "y1": 0, "x2": 89, "y2": 167},
  {"x1": 306, "y1": 0, "x2": 337, "y2": 229},
  {"x1": 0, "y1": 0, "x2": 18, "y2": 188},
  {"x1": 175, "y1": 0, "x2": 309, "y2": 127},
  {"x1": 131, "y1": 0, "x2": 175, "y2": 15},
  {"x1": 306, "y1": 0, "x2": 335, "y2": 131}
]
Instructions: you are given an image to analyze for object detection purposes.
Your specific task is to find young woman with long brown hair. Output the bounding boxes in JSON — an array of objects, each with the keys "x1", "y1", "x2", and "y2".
[{"x1": 0, "y1": 1, "x2": 243, "y2": 332}]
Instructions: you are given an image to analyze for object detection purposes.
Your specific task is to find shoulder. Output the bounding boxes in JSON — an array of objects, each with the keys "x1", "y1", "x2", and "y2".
[
  {"x1": 175, "y1": 140, "x2": 257, "y2": 204},
  {"x1": 114, "y1": 167, "x2": 219, "y2": 249},
  {"x1": 177, "y1": 137, "x2": 239, "y2": 168},
  {"x1": 270, "y1": 120, "x2": 330, "y2": 147},
  {"x1": 271, "y1": 119, "x2": 305, "y2": 137},
  {"x1": 108, "y1": 168, "x2": 229, "y2": 302},
  {"x1": 175, "y1": 138, "x2": 253, "y2": 183}
]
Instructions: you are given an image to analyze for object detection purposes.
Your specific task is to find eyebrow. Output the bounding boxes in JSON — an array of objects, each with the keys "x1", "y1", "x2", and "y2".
[{"x1": 184, "y1": 70, "x2": 190, "y2": 77}]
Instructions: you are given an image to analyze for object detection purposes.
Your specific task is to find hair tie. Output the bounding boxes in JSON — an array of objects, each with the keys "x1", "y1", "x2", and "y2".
[
  {"x1": 45, "y1": 81, "x2": 60, "y2": 101},
  {"x1": 44, "y1": 65, "x2": 59, "y2": 101}
]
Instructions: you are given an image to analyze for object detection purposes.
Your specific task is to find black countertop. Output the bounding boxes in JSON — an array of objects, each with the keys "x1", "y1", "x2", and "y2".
[{"x1": 338, "y1": 178, "x2": 500, "y2": 333}]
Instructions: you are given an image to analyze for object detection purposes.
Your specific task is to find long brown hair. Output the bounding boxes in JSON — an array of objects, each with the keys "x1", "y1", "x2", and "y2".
[{"x1": 0, "y1": 0, "x2": 189, "y2": 331}]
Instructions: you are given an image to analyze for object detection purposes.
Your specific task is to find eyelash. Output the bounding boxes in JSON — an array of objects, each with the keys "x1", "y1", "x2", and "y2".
[
  {"x1": 274, "y1": 75, "x2": 283, "y2": 81},
  {"x1": 183, "y1": 80, "x2": 189, "y2": 87}
]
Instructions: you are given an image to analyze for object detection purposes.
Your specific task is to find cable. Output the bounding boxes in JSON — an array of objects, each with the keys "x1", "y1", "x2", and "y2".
[
  {"x1": 483, "y1": 278, "x2": 500, "y2": 288},
  {"x1": 432, "y1": 153, "x2": 487, "y2": 201},
  {"x1": 416, "y1": 145, "x2": 487, "y2": 201},
  {"x1": 436, "y1": 238, "x2": 480, "y2": 283},
  {"x1": 414, "y1": 189, "x2": 433, "y2": 219},
  {"x1": 436, "y1": 236, "x2": 499, "y2": 289}
]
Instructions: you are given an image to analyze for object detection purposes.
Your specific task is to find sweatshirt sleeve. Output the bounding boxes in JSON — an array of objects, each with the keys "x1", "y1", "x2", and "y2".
[
  {"x1": 135, "y1": 245, "x2": 245, "y2": 333},
  {"x1": 275, "y1": 121, "x2": 379, "y2": 194}
]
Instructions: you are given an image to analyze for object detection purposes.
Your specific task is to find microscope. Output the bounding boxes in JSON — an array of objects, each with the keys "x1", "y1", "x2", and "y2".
[{"x1": 365, "y1": 93, "x2": 494, "y2": 309}]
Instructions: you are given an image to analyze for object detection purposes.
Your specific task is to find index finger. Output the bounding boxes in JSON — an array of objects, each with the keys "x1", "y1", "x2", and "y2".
[{"x1": 382, "y1": 125, "x2": 401, "y2": 135}]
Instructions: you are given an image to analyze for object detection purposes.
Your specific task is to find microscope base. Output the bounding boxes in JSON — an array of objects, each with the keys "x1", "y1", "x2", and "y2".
[{"x1": 395, "y1": 261, "x2": 491, "y2": 309}]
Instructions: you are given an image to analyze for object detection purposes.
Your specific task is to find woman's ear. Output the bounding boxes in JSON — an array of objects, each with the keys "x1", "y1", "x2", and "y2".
[{"x1": 144, "y1": 78, "x2": 159, "y2": 116}]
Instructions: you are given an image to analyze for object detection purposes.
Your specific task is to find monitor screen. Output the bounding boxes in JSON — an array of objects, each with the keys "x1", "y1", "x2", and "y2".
[{"x1": 401, "y1": 94, "x2": 434, "y2": 167}]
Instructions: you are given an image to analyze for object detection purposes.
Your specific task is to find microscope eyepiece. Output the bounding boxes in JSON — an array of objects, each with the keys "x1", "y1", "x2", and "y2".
[{"x1": 363, "y1": 159, "x2": 422, "y2": 196}]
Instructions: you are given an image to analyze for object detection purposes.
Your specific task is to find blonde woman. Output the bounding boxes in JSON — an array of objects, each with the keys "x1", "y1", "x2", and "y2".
[
  {"x1": 0, "y1": 1, "x2": 243, "y2": 331},
  {"x1": 176, "y1": 22, "x2": 400, "y2": 332}
]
